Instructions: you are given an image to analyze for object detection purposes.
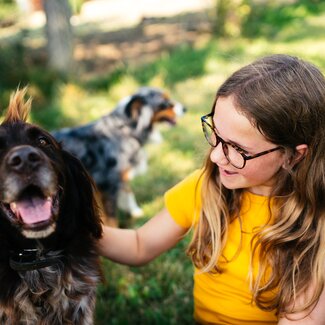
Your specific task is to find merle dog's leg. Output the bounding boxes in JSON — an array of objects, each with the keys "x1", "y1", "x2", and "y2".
[{"x1": 117, "y1": 183, "x2": 144, "y2": 218}]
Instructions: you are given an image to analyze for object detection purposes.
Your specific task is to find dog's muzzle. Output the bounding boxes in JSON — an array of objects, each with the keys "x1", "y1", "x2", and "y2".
[{"x1": 0, "y1": 145, "x2": 59, "y2": 238}]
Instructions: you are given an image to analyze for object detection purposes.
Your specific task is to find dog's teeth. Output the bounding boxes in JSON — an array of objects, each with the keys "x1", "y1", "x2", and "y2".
[{"x1": 10, "y1": 202, "x2": 17, "y2": 213}]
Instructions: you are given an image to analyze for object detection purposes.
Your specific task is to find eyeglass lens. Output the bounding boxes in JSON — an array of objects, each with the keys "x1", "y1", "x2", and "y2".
[{"x1": 202, "y1": 118, "x2": 245, "y2": 168}]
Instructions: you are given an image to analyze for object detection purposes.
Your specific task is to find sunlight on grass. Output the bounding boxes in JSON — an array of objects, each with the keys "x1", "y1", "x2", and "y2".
[
  {"x1": 106, "y1": 75, "x2": 140, "y2": 100},
  {"x1": 55, "y1": 84, "x2": 111, "y2": 125},
  {"x1": 142, "y1": 196, "x2": 165, "y2": 217}
]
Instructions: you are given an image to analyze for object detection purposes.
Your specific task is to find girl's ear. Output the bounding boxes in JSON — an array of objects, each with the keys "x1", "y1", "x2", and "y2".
[
  {"x1": 283, "y1": 144, "x2": 308, "y2": 168},
  {"x1": 293, "y1": 144, "x2": 308, "y2": 164}
]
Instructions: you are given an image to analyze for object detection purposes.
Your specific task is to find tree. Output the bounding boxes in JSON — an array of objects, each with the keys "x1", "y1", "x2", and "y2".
[
  {"x1": 43, "y1": 0, "x2": 74, "y2": 76},
  {"x1": 214, "y1": 0, "x2": 251, "y2": 37}
]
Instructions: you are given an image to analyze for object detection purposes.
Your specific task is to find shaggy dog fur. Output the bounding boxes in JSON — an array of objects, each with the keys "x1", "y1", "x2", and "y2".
[{"x1": 0, "y1": 89, "x2": 102, "y2": 325}]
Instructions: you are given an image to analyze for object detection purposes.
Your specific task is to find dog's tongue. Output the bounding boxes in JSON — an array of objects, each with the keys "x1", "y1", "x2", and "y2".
[{"x1": 11, "y1": 197, "x2": 52, "y2": 225}]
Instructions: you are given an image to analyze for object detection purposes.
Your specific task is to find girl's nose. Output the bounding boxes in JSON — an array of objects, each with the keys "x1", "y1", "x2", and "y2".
[{"x1": 210, "y1": 143, "x2": 229, "y2": 166}]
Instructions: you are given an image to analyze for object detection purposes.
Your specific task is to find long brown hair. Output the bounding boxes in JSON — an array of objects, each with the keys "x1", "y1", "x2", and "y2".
[{"x1": 187, "y1": 54, "x2": 325, "y2": 315}]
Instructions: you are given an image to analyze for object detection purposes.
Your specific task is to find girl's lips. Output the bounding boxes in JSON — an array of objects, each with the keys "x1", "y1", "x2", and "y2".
[{"x1": 219, "y1": 167, "x2": 238, "y2": 176}]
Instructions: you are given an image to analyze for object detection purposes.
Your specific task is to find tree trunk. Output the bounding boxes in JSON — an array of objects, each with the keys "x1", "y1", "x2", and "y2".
[
  {"x1": 43, "y1": 0, "x2": 74, "y2": 76},
  {"x1": 215, "y1": 0, "x2": 227, "y2": 36}
]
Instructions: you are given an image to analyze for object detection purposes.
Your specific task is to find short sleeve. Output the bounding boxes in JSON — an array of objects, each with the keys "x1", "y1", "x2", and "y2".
[{"x1": 164, "y1": 169, "x2": 203, "y2": 228}]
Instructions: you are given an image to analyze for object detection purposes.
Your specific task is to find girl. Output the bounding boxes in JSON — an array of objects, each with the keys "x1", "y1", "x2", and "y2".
[{"x1": 98, "y1": 54, "x2": 325, "y2": 324}]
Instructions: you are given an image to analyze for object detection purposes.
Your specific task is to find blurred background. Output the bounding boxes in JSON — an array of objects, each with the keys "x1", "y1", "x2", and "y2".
[{"x1": 1, "y1": 0, "x2": 325, "y2": 323}]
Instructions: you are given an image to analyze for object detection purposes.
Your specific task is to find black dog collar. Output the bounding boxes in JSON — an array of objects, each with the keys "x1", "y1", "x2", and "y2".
[{"x1": 9, "y1": 248, "x2": 64, "y2": 271}]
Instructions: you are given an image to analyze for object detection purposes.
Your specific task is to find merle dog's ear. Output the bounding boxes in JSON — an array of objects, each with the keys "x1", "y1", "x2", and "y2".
[
  {"x1": 60, "y1": 150, "x2": 102, "y2": 239},
  {"x1": 125, "y1": 95, "x2": 146, "y2": 120}
]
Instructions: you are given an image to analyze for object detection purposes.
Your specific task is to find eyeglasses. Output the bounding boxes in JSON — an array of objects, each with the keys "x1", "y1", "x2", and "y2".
[{"x1": 201, "y1": 113, "x2": 282, "y2": 169}]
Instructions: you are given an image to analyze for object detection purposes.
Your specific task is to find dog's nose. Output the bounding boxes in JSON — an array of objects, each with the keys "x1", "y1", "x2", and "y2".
[{"x1": 6, "y1": 146, "x2": 43, "y2": 172}]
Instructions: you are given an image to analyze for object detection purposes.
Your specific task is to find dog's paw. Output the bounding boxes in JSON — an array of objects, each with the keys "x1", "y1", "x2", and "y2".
[
  {"x1": 131, "y1": 207, "x2": 144, "y2": 218},
  {"x1": 148, "y1": 129, "x2": 163, "y2": 144},
  {"x1": 118, "y1": 189, "x2": 144, "y2": 218}
]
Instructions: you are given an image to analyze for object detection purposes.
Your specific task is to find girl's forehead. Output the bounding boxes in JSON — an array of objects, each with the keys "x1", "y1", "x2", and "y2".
[{"x1": 213, "y1": 96, "x2": 271, "y2": 150}]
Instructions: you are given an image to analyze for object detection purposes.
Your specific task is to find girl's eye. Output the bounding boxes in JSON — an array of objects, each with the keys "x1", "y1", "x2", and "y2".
[{"x1": 232, "y1": 144, "x2": 248, "y2": 155}]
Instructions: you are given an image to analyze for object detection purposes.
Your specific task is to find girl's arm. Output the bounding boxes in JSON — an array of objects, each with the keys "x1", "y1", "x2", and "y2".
[
  {"x1": 97, "y1": 208, "x2": 188, "y2": 266},
  {"x1": 278, "y1": 286, "x2": 325, "y2": 324}
]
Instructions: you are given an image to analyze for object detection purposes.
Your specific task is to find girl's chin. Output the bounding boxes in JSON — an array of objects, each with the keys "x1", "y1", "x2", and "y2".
[{"x1": 218, "y1": 167, "x2": 243, "y2": 190}]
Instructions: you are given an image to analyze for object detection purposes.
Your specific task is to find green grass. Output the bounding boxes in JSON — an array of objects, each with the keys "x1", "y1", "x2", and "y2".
[
  {"x1": 0, "y1": 1, "x2": 18, "y2": 23},
  {"x1": 0, "y1": 2, "x2": 325, "y2": 323},
  {"x1": 96, "y1": 238, "x2": 194, "y2": 325}
]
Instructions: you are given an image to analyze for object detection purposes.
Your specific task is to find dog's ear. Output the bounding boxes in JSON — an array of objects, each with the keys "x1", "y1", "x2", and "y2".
[
  {"x1": 61, "y1": 150, "x2": 102, "y2": 239},
  {"x1": 124, "y1": 95, "x2": 146, "y2": 120},
  {"x1": 125, "y1": 95, "x2": 154, "y2": 134}
]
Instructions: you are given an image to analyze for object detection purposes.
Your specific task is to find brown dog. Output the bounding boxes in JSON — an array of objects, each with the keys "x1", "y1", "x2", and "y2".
[{"x1": 0, "y1": 89, "x2": 102, "y2": 324}]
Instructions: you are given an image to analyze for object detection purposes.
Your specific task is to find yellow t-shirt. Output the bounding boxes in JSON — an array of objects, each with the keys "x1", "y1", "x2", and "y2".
[{"x1": 164, "y1": 170, "x2": 278, "y2": 324}]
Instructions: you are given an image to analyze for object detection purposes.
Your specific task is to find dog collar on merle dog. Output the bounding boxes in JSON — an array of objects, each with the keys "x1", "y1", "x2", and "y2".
[{"x1": 9, "y1": 248, "x2": 64, "y2": 271}]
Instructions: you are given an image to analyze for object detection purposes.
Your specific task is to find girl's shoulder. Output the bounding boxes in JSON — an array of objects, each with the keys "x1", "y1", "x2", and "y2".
[
  {"x1": 167, "y1": 169, "x2": 204, "y2": 197},
  {"x1": 164, "y1": 169, "x2": 204, "y2": 228}
]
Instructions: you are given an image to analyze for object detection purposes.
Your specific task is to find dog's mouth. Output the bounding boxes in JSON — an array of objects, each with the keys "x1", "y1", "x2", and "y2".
[
  {"x1": 154, "y1": 103, "x2": 186, "y2": 126},
  {"x1": 160, "y1": 116, "x2": 177, "y2": 125},
  {"x1": 153, "y1": 110, "x2": 177, "y2": 126},
  {"x1": 1, "y1": 185, "x2": 59, "y2": 238}
]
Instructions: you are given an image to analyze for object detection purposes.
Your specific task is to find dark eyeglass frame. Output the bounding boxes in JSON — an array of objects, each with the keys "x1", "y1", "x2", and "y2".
[{"x1": 201, "y1": 113, "x2": 282, "y2": 169}]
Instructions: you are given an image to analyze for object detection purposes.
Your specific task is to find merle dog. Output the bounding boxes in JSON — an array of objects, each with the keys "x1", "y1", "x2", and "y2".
[{"x1": 52, "y1": 87, "x2": 186, "y2": 225}]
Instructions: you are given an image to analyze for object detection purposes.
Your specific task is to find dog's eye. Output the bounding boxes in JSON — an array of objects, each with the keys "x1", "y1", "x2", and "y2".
[
  {"x1": 38, "y1": 136, "x2": 49, "y2": 146},
  {"x1": 159, "y1": 102, "x2": 172, "y2": 110}
]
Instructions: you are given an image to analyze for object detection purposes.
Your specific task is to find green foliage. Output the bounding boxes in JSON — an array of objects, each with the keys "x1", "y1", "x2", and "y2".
[
  {"x1": 0, "y1": 40, "x2": 28, "y2": 90},
  {"x1": 242, "y1": 0, "x2": 325, "y2": 38},
  {"x1": 0, "y1": 39, "x2": 29, "y2": 114},
  {"x1": 214, "y1": 0, "x2": 251, "y2": 37},
  {"x1": 132, "y1": 43, "x2": 213, "y2": 87},
  {"x1": 0, "y1": 39, "x2": 68, "y2": 120},
  {"x1": 84, "y1": 68, "x2": 126, "y2": 91},
  {"x1": 0, "y1": 2, "x2": 19, "y2": 30},
  {"x1": 213, "y1": 0, "x2": 325, "y2": 38},
  {"x1": 69, "y1": 0, "x2": 85, "y2": 14}
]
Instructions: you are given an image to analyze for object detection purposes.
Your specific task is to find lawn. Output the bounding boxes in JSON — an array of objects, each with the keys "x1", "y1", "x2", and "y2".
[{"x1": 0, "y1": 1, "x2": 325, "y2": 324}]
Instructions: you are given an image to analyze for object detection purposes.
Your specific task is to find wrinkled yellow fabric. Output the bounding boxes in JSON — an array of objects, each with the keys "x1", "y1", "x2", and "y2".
[{"x1": 164, "y1": 170, "x2": 278, "y2": 324}]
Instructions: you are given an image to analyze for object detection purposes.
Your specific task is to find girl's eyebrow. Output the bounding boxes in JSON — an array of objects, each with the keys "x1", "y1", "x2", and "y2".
[{"x1": 214, "y1": 124, "x2": 252, "y2": 152}]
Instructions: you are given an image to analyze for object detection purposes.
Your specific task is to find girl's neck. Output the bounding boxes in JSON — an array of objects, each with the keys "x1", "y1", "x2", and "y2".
[{"x1": 246, "y1": 185, "x2": 272, "y2": 197}]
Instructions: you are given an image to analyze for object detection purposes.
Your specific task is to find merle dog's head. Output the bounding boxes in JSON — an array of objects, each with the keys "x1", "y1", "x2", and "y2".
[
  {"x1": 0, "y1": 89, "x2": 102, "y2": 243},
  {"x1": 114, "y1": 87, "x2": 186, "y2": 141}
]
